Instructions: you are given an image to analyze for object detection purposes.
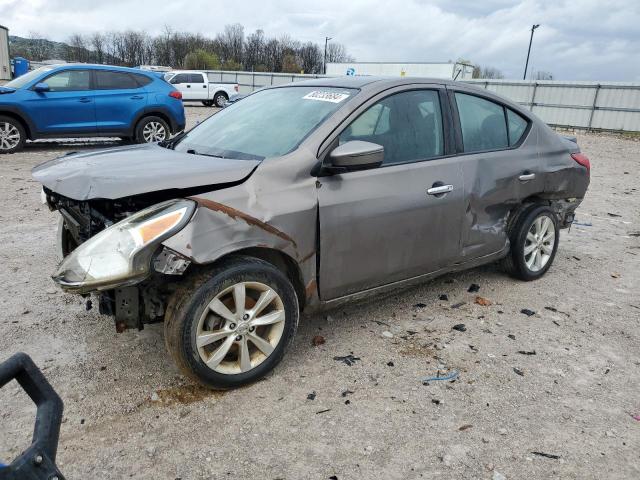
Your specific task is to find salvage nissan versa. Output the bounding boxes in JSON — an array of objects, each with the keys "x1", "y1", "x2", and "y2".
[{"x1": 33, "y1": 77, "x2": 590, "y2": 389}]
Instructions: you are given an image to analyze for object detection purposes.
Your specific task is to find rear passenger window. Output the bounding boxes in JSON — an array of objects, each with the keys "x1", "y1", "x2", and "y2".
[
  {"x1": 507, "y1": 109, "x2": 528, "y2": 146},
  {"x1": 189, "y1": 74, "x2": 205, "y2": 83},
  {"x1": 455, "y1": 93, "x2": 508, "y2": 152},
  {"x1": 340, "y1": 90, "x2": 444, "y2": 165},
  {"x1": 96, "y1": 71, "x2": 139, "y2": 90}
]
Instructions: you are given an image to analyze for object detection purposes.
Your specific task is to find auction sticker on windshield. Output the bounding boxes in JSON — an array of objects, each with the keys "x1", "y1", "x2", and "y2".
[{"x1": 303, "y1": 91, "x2": 351, "y2": 103}]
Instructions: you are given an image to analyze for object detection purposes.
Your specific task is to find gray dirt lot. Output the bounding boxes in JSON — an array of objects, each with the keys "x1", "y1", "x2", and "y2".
[{"x1": 1, "y1": 105, "x2": 639, "y2": 480}]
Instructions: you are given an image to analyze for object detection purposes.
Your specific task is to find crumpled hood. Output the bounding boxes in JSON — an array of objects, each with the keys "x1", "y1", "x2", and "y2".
[{"x1": 32, "y1": 143, "x2": 260, "y2": 200}]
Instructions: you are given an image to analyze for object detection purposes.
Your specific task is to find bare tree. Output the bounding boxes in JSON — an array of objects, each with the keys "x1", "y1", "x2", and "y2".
[
  {"x1": 297, "y1": 42, "x2": 322, "y2": 74},
  {"x1": 472, "y1": 65, "x2": 504, "y2": 79},
  {"x1": 66, "y1": 34, "x2": 89, "y2": 62},
  {"x1": 325, "y1": 42, "x2": 353, "y2": 63},
  {"x1": 244, "y1": 29, "x2": 265, "y2": 71},
  {"x1": 52, "y1": 25, "x2": 355, "y2": 73},
  {"x1": 27, "y1": 31, "x2": 51, "y2": 61},
  {"x1": 90, "y1": 33, "x2": 106, "y2": 64},
  {"x1": 216, "y1": 23, "x2": 244, "y2": 65}
]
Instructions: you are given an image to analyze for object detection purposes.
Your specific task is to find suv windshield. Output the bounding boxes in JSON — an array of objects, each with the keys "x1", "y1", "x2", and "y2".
[
  {"x1": 173, "y1": 86, "x2": 357, "y2": 160},
  {"x1": 5, "y1": 66, "x2": 55, "y2": 89}
]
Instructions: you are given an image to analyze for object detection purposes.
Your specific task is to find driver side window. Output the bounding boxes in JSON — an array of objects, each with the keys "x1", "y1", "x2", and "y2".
[
  {"x1": 339, "y1": 90, "x2": 444, "y2": 165},
  {"x1": 44, "y1": 70, "x2": 91, "y2": 92}
]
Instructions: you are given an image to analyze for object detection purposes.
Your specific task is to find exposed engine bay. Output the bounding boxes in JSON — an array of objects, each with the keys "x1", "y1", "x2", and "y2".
[{"x1": 43, "y1": 187, "x2": 192, "y2": 332}]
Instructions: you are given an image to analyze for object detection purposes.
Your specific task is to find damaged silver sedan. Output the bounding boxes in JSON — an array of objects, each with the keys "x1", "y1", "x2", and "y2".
[{"x1": 33, "y1": 77, "x2": 590, "y2": 389}]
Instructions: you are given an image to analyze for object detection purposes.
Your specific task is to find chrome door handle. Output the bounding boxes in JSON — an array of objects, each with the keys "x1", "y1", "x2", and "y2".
[
  {"x1": 519, "y1": 173, "x2": 536, "y2": 181},
  {"x1": 427, "y1": 184, "x2": 454, "y2": 196}
]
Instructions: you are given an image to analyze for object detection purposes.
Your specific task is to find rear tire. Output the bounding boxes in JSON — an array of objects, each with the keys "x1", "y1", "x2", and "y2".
[
  {"x1": 0, "y1": 116, "x2": 26, "y2": 154},
  {"x1": 164, "y1": 256, "x2": 299, "y2": 390},
  {"x1": 134, "y1": 116, "x2": 170, "y2": 144},
  {"x1": 214, "y1": 92, "x2": 228, "y2": 108},
  {"x1": 501, "y1": 205, "x2": 560, "y2": 281}
]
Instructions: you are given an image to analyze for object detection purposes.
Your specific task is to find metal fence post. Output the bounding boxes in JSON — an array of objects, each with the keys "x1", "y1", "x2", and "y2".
[
  {"x1": 587, "y1": 84, "x2": 601, "y2": 130},
  {"x1": 530, "y1": 82, "x2": 538, "y2": 111}
]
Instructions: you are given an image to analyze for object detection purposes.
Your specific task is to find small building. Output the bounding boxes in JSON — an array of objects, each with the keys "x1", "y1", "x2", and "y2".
[
  {"x1": 0, "y1": 25, "x2": 10, "y2": 81},
  {"x1": 326, "y1": 61, "x2": 474, "y2": 80}
]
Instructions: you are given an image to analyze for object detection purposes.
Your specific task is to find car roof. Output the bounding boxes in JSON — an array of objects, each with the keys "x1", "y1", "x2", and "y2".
[
  {"x1": 272, "y1": 76, "x2": 533, "y2": 118},
  {"x1": 288, "y1": 76, "x2": 457, "y2": 89},
  {"x1": 47, "y1": 64, "x2": 154, "y2": 76}
]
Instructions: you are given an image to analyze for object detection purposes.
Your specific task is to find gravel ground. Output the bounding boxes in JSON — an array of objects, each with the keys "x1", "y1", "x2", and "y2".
[{"x1": 1, "y1": 107, "x2": 639, "y2": 479}]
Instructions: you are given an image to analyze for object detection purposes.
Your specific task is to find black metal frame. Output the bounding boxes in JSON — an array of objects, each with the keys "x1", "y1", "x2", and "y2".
[{"x1": 0, "y1": 353, "x2": 65, "y2": 480}]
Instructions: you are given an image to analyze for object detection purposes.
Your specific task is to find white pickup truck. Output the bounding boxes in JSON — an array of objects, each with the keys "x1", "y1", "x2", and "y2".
[{"x1": 164, "y1": 71, "x2": 239, "y2": 107}]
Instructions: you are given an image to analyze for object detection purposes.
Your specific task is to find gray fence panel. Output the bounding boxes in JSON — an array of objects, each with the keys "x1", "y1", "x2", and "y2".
[
  {"x1": 199, "y1": 71, "x2": 640, "y2": 132},
  {"x1": 465, "y1": 79, "x2": 640, "y2": 132}
]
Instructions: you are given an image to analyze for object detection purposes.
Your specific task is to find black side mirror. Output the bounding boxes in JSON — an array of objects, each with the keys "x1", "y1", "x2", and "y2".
[{"x1": 323, "y1": 140, "x2": 384, "y2": 175}]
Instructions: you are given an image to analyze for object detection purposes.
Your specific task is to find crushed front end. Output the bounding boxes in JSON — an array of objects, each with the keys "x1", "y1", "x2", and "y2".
[{"x1": 43, "y1": 188, "x2": 194, "y2": 332}]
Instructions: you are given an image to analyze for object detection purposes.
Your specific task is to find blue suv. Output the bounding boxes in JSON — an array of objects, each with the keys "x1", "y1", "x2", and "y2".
[{"x1": 0, "y1": 64, "x2": 186, "y2": 153}]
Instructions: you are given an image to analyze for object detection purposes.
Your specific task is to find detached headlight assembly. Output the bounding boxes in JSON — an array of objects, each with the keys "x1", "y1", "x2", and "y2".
[{"x1": 53, "y1": 199, "x2": 195, "y2": 293}]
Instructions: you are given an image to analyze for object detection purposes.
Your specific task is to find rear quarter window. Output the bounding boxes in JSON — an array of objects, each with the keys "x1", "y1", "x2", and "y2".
[{"x1": 507, "y1": 109, "x2": 528, "y2": 146}]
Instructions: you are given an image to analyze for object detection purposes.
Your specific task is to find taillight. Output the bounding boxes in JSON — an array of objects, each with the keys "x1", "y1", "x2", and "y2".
[
  {"x1": 234, "y1": 84, "x2": 239, "y2": 92},
  {"x1": 571, "y1": 153, "x2": 590, "y2": 173},
  {"x1": 169, "y1": 90, "x2": 182, "y2": 100}
]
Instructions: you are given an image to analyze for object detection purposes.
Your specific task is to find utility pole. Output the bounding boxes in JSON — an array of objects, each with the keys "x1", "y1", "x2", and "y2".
[
  {"x1": 323, "y1": 36, "x2": 332, "y2": 74},
  {"x1": 523, "y1": 24, "x2": 540, "y2": 80}
]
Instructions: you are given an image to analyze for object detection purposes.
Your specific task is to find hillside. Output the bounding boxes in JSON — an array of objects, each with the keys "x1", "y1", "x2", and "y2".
[{"x1": 8, "y1": 35, "x2": 72, "y2": 60}]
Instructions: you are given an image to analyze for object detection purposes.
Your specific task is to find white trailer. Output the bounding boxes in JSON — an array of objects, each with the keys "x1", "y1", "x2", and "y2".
[
  {"x1": 0, "y1": 25, "x2": 10, "y2": 81},
  {"x1": 326, "y1": 61, "x2": 474, "y2": 80}
]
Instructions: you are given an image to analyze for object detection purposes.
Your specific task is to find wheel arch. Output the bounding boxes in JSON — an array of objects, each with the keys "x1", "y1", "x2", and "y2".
[
  {"x1": 0, "y1": 109, "x2": 34, "y2": 139},
  {"x1": 131, "y1": 106, "x2": 179, "y2": 136},
  {"x1": 189, "y1": 246, "x2": 307, "y2": 312}
]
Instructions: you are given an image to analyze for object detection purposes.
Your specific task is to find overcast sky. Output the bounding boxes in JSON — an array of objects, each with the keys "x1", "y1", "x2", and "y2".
[{"x1": 1, "y1": 0, "x2": 639, "y2": 81}]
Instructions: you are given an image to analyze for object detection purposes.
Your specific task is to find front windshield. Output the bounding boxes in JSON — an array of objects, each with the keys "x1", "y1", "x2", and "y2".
[
  {"x1": 174, "y1": 86, "x2": 357, "y2": 160},
  {"x1": 5, "y1": 66, "x2": 55, "y2": 89}
]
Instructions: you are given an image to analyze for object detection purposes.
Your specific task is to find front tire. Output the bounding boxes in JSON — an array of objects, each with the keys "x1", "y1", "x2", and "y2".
[
  {"x1": 134, "y1": 116, "x2": 170, "y2": 144},
  {"x1": 213, "y1": 92, "x2": 228, "y2": 108},
  {"x1": 0, "y1": 116, "x2": 26, "y2": 154},
  {"x1": 502, "y1": 205, "x2": 560, "y2": 281},
  {"x1": 164, "y1": 256, "x2": 299, "y2": 389}
]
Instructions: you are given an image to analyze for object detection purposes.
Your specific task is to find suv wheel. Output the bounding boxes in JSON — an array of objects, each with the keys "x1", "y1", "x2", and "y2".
[
  {"x1": 502, "y1": 205, "x2": 560, "y2": 281},
  {"x1": 0, "y1": 116, "x2": 26, "y2": 154},
  {"x1": 164, "y1": 256, "x2": 299, "y2": 389},
  {"x1": 135, "y1": 116, "x2": 170, "y2": 144},
  {"x1": 214, "y1": 92, "x2": 228, "y2": 108}
]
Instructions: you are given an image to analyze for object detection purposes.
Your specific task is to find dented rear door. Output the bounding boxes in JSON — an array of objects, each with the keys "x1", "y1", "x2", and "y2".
[{"x1": 449, "y1": 87, "x2": 544, "y2": 260}]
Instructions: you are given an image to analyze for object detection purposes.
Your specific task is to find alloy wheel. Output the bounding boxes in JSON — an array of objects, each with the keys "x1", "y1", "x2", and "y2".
[
  {"x1": 0, "y1": 122, "x2": 21, "y2": 151},
  {"x1": 524, "y1": 215, "x2": 555, "y2": 272},
  {"x1": 142, "y1": 122, "x2": 167, "y2": 143},
  {"x1": 196, "y1": 282, "x2": 286, "y2": 374}
]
